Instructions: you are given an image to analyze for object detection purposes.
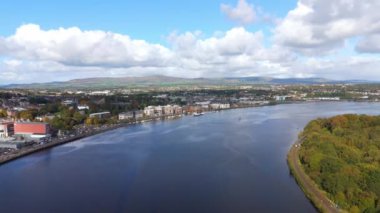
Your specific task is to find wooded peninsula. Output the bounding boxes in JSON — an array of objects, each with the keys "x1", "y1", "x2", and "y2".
[{"x1": 299, "y1": 114, "x2": 380, "y2": 212}]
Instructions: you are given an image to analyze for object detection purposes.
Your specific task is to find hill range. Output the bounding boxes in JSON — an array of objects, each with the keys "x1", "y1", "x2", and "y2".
[{"x1": 0, "y1": 76, "x2": 373, "y2": 89}]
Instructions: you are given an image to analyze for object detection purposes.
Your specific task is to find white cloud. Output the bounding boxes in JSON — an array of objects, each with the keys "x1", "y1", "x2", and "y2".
[
  {"x1": 1, "y1": 24, "x2": 174, "y2": 68},
  {"x1": 167, "y1": 27, "x2": 295, "y2": 77},
  {"x1": 0, "y1": 24, "x2": 298, "y2": 83},
  {"x1": 0, "y1": 17, "x2": 380, "y2": 84},
  {"x1": 356, "y1": 34, "x2": 380, "y2": 53},
  {"x1": 300, "y1": 56, "x2": 380, "y2": 80},
  {"x1": 274, "y1": 0, "x2": 380, "y2": 54},
  {"x1": 221, "y1": 0, "x2": 257, "y2": 25}
]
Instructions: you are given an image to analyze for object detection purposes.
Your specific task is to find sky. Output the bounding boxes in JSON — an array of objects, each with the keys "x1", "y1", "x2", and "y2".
[{"x1": 0, "y1": 0, "x2": 380, "y2": 84}]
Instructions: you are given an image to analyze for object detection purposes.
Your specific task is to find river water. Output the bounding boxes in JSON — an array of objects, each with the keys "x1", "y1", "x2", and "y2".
[{"x1": 0, "y1": 102, "x2": 379, "y2": 213}]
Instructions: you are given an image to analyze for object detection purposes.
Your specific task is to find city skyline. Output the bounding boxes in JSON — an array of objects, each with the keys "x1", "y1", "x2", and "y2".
[{"x1": 1, "y1": 0, "x2": 380, "y2": 84}]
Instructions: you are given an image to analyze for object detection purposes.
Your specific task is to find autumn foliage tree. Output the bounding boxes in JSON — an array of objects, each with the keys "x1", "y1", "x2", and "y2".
[{"x1": 300, "y1": 114, "x2": 380, "y2": 212}]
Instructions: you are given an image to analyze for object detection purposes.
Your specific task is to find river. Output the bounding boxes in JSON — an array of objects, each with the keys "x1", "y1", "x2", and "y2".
[{"x1": 0, "y1": 102, "x2": 379, "y2": 213}]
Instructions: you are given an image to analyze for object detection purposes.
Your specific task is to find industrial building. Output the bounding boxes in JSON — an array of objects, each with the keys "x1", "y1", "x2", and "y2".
[{"x1": 14, "y1": 122, "x2": 51, "y2": 141}]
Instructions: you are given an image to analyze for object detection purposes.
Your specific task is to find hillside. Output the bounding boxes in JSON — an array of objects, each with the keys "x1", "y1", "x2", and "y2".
[
  {"x1": 299, "y1": 114, "x2": 380, "y2": 212},
  {"x1": 1, "y1": 75, "x2": 370, "y2": 89}
]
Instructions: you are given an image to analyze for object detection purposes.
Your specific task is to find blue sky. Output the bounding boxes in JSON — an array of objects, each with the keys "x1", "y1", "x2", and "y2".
[
  {"x1": 0, "y1": 0, "x2": 380, "y2": 83},
  {"x1": 0, "y1": 0, "x2": 295, "y2": 40}
]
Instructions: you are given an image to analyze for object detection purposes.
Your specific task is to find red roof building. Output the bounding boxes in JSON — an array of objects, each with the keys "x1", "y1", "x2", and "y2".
[{"x1": 14, "y1": 122, "x2": 50, "y2": 135}]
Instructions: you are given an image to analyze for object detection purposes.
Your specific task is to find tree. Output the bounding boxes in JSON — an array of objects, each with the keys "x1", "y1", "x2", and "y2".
[{"x1": 0, "y1": 110, "x2": 7, "y2": 118}]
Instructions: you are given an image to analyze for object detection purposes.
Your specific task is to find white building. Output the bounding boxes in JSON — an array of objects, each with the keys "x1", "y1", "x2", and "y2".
[
  {"x1": 173, "y1": 105, "x2": 183, "y2": 115},
  {"x1": 119, "y1": 112, "x2": 134, "y2": 120},
  {"x1": 195, "y1": 101, "x2": 210, "y2": 110},
  {"x1": 89, "y1": 90, "x2": 111, "y2": 96},
  {"x1": 144, "y1": 106, "x2": 155, "y2": 117},
  {"x1": 210, "y1": 103, "x2": 230, "y2": 110},
  {"x1": 89, "y1": 112, "x2": 111, "y2": 119},
  {"x1": 163, "y1": 105, "x2": 174, "y2": 115},
  {"x1": 162, "y1": 105, "x2": 183, "y2": 116},
  {"x1": 274, "y1": 96, "x2": 289, "y2": 101},
  {"x1": 154, "y1": 106, "x2": 164, "y2": 116},
  {"x1": 77, "y1": 105, "x2": 89, "y2": 110}
]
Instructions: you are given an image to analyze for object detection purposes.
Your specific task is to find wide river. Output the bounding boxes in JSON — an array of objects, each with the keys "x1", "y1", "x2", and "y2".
[{"x1": 0, "y1": 102, "x2": 379, "y2": 213}]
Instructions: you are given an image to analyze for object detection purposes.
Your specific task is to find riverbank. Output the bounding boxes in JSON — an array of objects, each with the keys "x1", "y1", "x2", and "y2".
[
  {"x1": 0, "y1": 115, "x2": 188, "y2": 166},
  {"x1": 0, "y1": 122, "x2": 127, "y2": 165},
  {"x1": 0, "y1": 103, "x2": 274, "y2": 166},
  {"x1": 0, "y1": 100, "x2": 367, "y2": 167},
  {"x1": 287, "y1": 138, "x2": 341, "y2": 213}
]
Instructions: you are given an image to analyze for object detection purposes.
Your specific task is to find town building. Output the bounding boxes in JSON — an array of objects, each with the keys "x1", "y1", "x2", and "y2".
[
  {"x1": 62, "y1": 100, "x2": 76, "y2": 106},
  {"x1": 134, "y1": 110, "x2": 144, "y2": 119},
  {"x1": 14, "y1": 122, "x2": 51, "y2": 141},
  {"x1": 274, "y1": 96, "x2": 289, "y2": 102},
  {"x1": 0, "y1": 122, "x2": 14, "y2": 138},
  {"x1": 119, "y1": 110, "x2": 145, "y2": 120},
  {"x1": 0, "y1": 142, "x2": 28, "y2": 149},
  {"x1": 163, "y1": 105, "x2": 174, "y2": 115},
  {"x1": 210, "y1": 103, "x2": 231, "y2": 110},
  {"x1": 173, "y1": 105, "x2": 183, "y2": 115},
  {"x1": 154, "y1": 106, "x2": 164, "y2": 116},
  {"x1": 195, "y1": 101, "x2": 210, "y2": 110},
  {"x1": 77, "y1": 105, "x2": 89, "y2": 110},
  {"x1": 35, "y1": 114, "x2": 55, "y2": 122},
  {"x1": 144, "y1": 106, "x2": 164, "y2": 117},
  {"x1": 89, "y1": 112, "x2": 111, "y2": 119},
  {"x1": 119, "y1": 112, "x2": 134, "y2": 120},
  {"x1": 89, "y1": 90, "x2": 111, "y2": 96},
  {"x1": 143, "y1": 106, "x2": 155, "y2": 117}
]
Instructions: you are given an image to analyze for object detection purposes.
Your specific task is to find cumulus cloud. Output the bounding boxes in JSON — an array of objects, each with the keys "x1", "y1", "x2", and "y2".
[
  {"x1": 356, "y1": 34, "x2": 380, "y2": 53},
  {"x1": 1, "y1": 8, "x2": 380, "y2": 85},
  {"x1": 221, "y1": 0, "x2": 257, "y2": 25},
  {"x1": 0, "y1": 24, "x2": 173, "y2": 68},
  {"x1": 299, "y1": 56, "x2": 380, "y2": 80},
  {"x1": 0, "y1": 24, "x2": 298, "y2": 83},
  {"x1": 274, "y1": 0, "x2": 380, "y2": 54},
  {"x1": 167, "y1": 27, "x2": 295, "y2": 77}
]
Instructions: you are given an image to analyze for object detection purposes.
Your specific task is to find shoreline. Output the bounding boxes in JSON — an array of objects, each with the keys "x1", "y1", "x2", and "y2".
[
  {"x1": 287, "y1": 137, "x2": 340, "y2": 213},
  {"x1": 0, "y1": 122, "x2": 127, "y2": 166},
  {"x1": 0, "y1": 100, "x2": 375, "y2": 167},
  {"x1": 0, "y1": 104, "x2": 274, "y2": 166},
  {"x1": 0, "y1": 114, "x2": 185, "y2": 166}
]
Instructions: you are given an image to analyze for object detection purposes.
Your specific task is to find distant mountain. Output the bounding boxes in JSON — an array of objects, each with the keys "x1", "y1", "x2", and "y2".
[{"x1": 1, "y1": 75, "x2": 374, "y2": 89}]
